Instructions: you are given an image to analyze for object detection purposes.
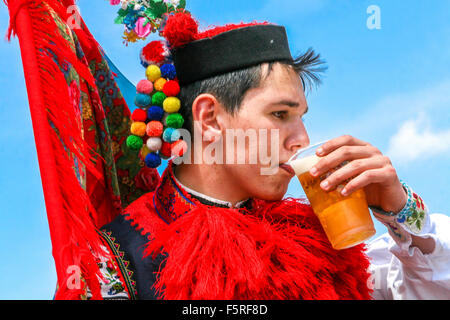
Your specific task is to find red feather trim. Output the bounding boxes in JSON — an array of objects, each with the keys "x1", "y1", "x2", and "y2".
[
  {"x1": 134, "y1": 197, "x2": 372, "y2": 300},
  {"x1": 5, "y1": 0, "x2": 111, "y2": 299}
]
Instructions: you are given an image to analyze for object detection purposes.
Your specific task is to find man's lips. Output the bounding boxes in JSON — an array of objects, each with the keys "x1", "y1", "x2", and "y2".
[{"x1": 279, "y1": 163, "x2": 295, "y2": 176}]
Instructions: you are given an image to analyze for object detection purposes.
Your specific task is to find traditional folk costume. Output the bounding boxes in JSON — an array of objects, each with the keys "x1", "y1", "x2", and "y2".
[{"x1": 5, "y1": 0, "x2": 450, "y2": 300}]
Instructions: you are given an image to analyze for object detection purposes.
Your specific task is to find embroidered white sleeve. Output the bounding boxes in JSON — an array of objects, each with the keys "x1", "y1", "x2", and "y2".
[
  {"x1": 370, "y1": 182, "x2": 429, "y2": 244},
  {"x1": 366, "y1": 213, "x2": 450, "y2": 300}
]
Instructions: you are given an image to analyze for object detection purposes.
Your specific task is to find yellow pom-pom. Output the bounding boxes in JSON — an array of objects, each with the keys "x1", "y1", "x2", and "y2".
[
  {"x1": 154, "y1": 78, "x2": 167, "y2": 92},
  {"x1": 131, "y1": 121, "x2": 147, "y2": 137},
  {"x1": 163, "y1": 97, "x2": 181, "y2": 113},
  {"x1": 140, "y1": 145, "x2": 151, "y2": 158},
  {"x1": 146, "y1": 65, "x2": 161, "y2": 82}
]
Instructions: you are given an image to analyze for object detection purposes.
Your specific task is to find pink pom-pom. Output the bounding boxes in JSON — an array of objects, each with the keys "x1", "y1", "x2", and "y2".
[
  {"x1": 137, "y1": 80, "x2": 154, "y2": 94},
  {"x1": 163, "y1": 12, "x2": 199, "y2": 48},
  {"x1": 146, "y1": 121, "x2": 164, "y2": 137}
]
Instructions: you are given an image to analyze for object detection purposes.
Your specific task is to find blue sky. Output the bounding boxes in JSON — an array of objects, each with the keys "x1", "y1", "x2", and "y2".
[{"x1": 0, "y1": 0, "x2": 449, "y2": 299}]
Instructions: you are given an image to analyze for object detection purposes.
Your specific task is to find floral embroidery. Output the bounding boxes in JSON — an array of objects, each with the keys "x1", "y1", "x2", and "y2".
[
  {"x1": 396, "y1": 183, "x2": 427, "y2": 234},
  {"x1": 371, "y1": 182, "x2": 428, "y2": 241},
  {"x1": 100, "y1": 230, "x2": 138, "y2": 299},
  {"x1": 85, "y1": 258, "x2": 129, "y2": 300},
  {"x1": 97, "y1": 260, "x2": 128, "y2": 298}
]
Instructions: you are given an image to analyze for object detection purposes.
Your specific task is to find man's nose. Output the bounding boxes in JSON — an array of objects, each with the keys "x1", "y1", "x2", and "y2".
[{"x1": 285, "y1": 120, "x2": 310, "y2": 153}]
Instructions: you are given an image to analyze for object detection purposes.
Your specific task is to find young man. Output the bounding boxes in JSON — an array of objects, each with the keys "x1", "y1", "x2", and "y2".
[{"x1": 89, "y1": 13, "x2": 450, "y2": 300}]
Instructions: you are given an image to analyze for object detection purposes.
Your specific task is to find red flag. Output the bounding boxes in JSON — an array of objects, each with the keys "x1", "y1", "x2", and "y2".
[{"x1": 5, "y1": 0, "x2": 159, "y2": 299}]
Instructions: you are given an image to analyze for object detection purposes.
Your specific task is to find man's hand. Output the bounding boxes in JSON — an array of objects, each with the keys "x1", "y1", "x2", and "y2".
[{"x1": 309, "y1": 135, "x2": 407, "y2": 213}]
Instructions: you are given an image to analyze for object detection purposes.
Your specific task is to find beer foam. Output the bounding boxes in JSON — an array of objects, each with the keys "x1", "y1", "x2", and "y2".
[{"x1": 289, "y1": 155, "x2": 320, "y2": 176}]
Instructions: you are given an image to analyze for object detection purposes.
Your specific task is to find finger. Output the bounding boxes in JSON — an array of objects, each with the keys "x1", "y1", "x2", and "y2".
[
  {"x1": 311, "y1": 145, "x2": 381, "y2": 177},
  {"x1": 340, "y1": 168, "x2": 388, "y2": 196},
  {"x1": 317, "y1": 135, "x2": 369, "y2": 157},
  {"x1": 319, "y1": 156, "x2": 388, "y2": 191}
]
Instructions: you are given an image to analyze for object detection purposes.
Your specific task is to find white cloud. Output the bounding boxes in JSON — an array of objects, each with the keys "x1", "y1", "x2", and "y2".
[
  {"x1": 387, "y1": 115, "x2": 450, "y2": 163},
  {"x1": 348, "y1": 80, "x2": 450, "y2": 136}
]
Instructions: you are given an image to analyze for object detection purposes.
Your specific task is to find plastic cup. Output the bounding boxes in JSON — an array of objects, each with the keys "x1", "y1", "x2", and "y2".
[{"x1": 287, "y1": 142, "x2": 376, "y2": 250}]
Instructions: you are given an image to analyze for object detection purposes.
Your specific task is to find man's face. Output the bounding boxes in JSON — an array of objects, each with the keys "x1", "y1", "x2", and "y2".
[{"x1": 219, "y1": 62, "x2": 310, "y2": 201}]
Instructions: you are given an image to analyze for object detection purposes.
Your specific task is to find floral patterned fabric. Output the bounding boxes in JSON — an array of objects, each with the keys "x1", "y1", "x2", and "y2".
[{"x1": 51, "y1": 12, "x2": 159, "y2": 228}]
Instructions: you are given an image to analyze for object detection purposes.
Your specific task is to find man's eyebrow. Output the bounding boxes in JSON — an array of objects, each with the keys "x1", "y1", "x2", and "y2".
[
  {"x1": 270, "y1": 100, "x2": 309, "y2": 115},
  {"x1": 271, "y1": 100, "x2": 301, "y2": 108}
]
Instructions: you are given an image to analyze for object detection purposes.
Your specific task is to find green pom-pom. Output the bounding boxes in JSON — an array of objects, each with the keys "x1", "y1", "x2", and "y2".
[
  {"x1": 126, "y1": 135, "x2": 143, "y2": 151},
  {"x1": 165, "y1": 113, "x2": 184, "y2": 129},
  {"x1": 152, "y1": 91, "x2": 167, "y2": 106}
]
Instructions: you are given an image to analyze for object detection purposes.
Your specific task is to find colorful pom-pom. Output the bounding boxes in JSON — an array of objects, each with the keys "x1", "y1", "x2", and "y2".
[
  {"x1": 160, "y1": 141, "x2": 173, "y2": 159},
  {"x1": 146, "y1": 121, "x2": 164, "y2": 137},
  {"x1": 147, "y1": 106, "x2": 164, "y2": 122},
  {"x1": 131, "y1": 108, "x2": 148, "y2": 122},
  {"x1": 165, "y1": 113, "x2": 184, "y2": 129},
  {"x1": 145, "y1": 152, "x2": 162, "y2": 168},
  {"x1": 146, "y1": 65, "x2": 162, "y2": 82},
  {"x1": 135, "y1": 93, "x2": 151, "y2": 107},
  {"x1": 131, "y1": 122, "x2": 147, "y2": 137},
  {"x1": 163, "y1": 80, "x2": 180, "y2": 97},
  {"x1": 154, "y1": 78, "x2": 167, "y2": 92},
  {"x1": 152, "y1": 91, "x2": 167, "y2": 106},
  {"x1": 163, "y1": 127, "x2": 181, "y2": 143},
  {"x1": 126, "y1": 135, "x2": 143, "y2": 151},
  {"x1": 172, "y1": 139, "x2": 188, "y2": 157},
  {"x1": 146, "y1": 137, "x2": 163, "y2": 152},
  {"x1": 163, "y1": 96, "x2": 181, "y2": 113},
  {"x1": 160, "y1": 64, "x2": 177, "y2": 80},
  {"x1": 136, "y1": 80, "x2": 153, "y2": 95},
  {"x1": 163, "y1": 12, "x2": 198, "y2": 48}
]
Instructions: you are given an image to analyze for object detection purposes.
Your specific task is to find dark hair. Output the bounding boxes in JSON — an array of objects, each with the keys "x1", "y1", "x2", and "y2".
[{"x1": 177, "y1": 48, "x2": 326, "y2": 132}]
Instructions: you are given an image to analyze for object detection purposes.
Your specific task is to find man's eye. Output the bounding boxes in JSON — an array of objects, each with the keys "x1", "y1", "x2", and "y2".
[{"x1": 272, "y1": 111, "x2": 288, "y2": 119}]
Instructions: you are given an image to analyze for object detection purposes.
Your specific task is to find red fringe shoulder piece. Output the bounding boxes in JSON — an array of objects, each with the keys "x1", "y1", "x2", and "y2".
[{"x1": 124, "y1": 191, "x2": 373, "y2": 300}]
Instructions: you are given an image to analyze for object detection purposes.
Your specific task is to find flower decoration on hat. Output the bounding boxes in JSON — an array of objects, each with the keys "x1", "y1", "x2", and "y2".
[{"x1": 109, "y1": 0, "x2": 188, "y2": 45}]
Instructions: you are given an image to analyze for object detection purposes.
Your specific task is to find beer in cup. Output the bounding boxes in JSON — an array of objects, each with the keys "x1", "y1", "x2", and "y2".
[{"x1": 288, "y1": 142, "x2": 376, "y2": 250}]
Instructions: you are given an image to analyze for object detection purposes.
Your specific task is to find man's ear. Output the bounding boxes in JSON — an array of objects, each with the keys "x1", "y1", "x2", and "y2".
[{"x1": 191, "y1": 93, "x2": 225, "y2": 141}]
